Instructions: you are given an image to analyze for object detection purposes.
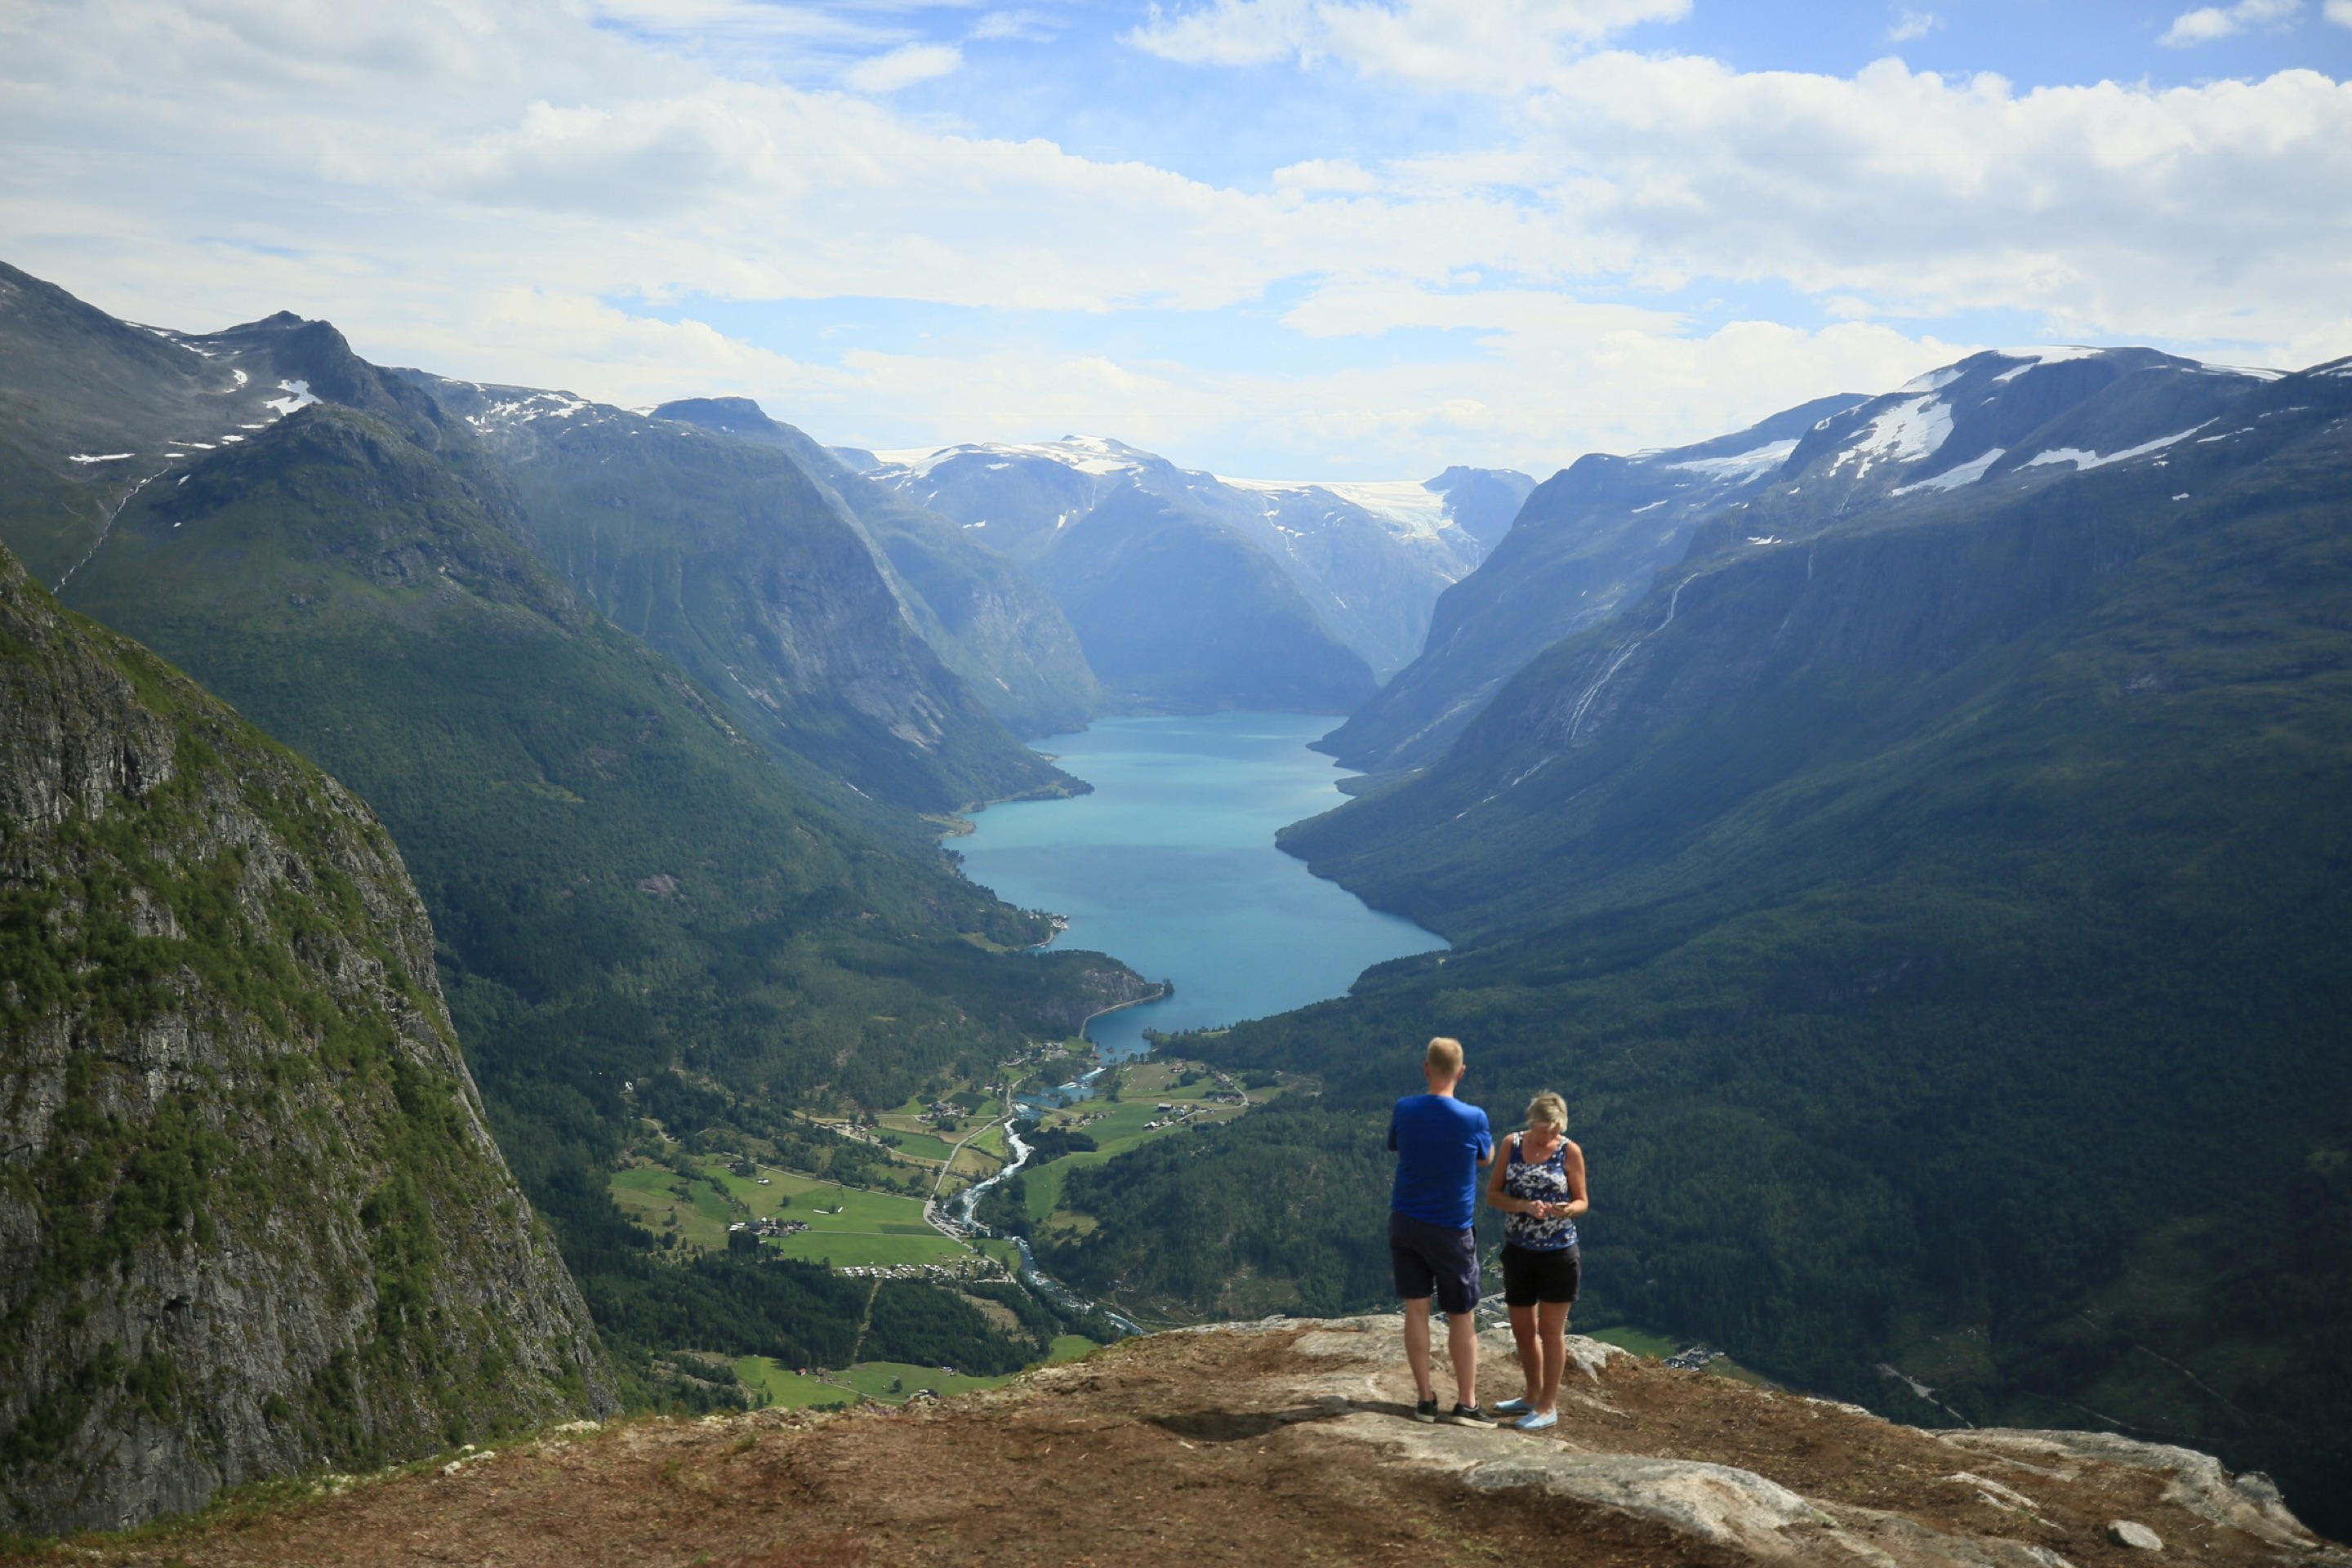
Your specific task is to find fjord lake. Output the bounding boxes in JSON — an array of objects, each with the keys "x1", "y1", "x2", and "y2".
[{"x1": 956, "y1": 712, "x2": 1445, "y2": 1056}]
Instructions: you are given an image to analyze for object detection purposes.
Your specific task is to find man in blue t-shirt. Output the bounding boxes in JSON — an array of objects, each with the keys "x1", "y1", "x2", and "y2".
[{"x1": 1388, "y1": 1035, "x2": 1494, "y2": 1424}]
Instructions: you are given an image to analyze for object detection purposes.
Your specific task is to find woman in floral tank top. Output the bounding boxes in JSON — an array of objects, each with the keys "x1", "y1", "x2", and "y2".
[{"x1": 1482, "y1": 1090, "x2": 1588, "y2": 1432}]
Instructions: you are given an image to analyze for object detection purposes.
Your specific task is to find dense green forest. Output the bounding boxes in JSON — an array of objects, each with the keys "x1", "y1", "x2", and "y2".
[{"x1": 1045, "y1": 363, "x2": 2352, "y2": 1530}]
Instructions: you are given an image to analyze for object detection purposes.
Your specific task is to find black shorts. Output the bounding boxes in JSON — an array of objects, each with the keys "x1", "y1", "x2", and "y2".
[
  {"x1": 1500, "y1": 1243, "x2": 1581, "y2": 1307},
  {"x1": 1389, "y1": 1212, "x2": 1481, "y2": 1316}
]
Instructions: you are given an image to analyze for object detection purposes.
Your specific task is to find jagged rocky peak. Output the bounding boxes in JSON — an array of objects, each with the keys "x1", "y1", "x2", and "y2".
[
  {"x1": 0, "y1": 542, "x2": 614, "y2": 1535},
  {"x1": 33, "y1": 1316, "x2": 2344, "y2": 1564}
]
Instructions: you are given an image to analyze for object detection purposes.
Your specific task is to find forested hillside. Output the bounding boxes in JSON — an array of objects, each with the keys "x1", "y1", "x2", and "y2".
[
  {"x1": 0, "y1": 542, "x2": 612, "y2": 1533},
  {"x1": 1048, "y1": 355, "x2": 2352, "y2": 1532}
]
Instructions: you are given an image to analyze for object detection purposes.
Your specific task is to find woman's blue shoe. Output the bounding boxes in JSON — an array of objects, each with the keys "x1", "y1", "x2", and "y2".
[
  {"x1": 1514, "y1": 1410, "x2": 1558, "y2": 1432},
  {"x1": 1492, "y1": 1396, "x2": 1532, "y2": 1415}
]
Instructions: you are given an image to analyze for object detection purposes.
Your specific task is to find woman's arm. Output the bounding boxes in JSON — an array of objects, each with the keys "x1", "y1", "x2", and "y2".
[
  {"x1": 1484, "y1": 1133, "x2": 1521, "y2": 1213},
  {"x1": 1560, "y1": 1138, "x2": 1589, "y2": 1219}
]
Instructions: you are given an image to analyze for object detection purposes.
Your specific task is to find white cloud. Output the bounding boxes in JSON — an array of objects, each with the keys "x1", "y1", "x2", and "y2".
[
  {"x1": 1887, "y1": 9, "x2": 1939, "y2": 42},
  {"x1": 2160, "y1": 0, "x2": 2301, "y2": 46},
  {"x1": 2327, "y1": 0, "x2": 2352, "y2": 24},
  {"x1": 1273, "y1": 158, "x2": 1380, "y2": 192},
  {"x1": 969, "y1": 10, "x2": 1056, "y2": 42},
  {"x1": 844, "y1": 42, "x2": 961, "y2": 92},
  {"x1": 1131, "y1": 0, "x2": 1690, "y2": 90},
  {"x1": 0, "y1": 0, "x2": 2344, "y2": 477}
]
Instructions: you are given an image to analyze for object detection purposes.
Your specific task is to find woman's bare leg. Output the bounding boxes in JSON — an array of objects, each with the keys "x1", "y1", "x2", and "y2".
[
  {"x1": 1535, "y1": 1302, "x2": 1571, "y2": 1414},
  {"x1": 1507, "y1": 1303, "x2": 1541, "y2": 1405}
]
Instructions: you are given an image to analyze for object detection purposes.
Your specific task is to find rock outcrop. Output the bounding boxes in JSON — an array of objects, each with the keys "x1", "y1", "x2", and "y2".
[
  {"x1": 0, "y1": 543, "x2": 615, "y2": 1535},
  {"x1": 31, "y1": 1315, "x2": 2343, "y2": 1565}
]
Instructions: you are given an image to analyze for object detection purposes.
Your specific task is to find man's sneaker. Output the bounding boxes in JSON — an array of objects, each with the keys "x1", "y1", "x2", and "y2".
[
  {"x1": 1514, "y1": 1410, "x2": 1559, "y2": 1432},
  {"x1": 1413, "y1": 1396, "x2": 1440, "y2": 1423},
  {"x1": 1446, "y1": 1403, "x2": 1491, "y2": 1426},
  {"x1": 1492, "y1": 1396, "x2": 1532, "y2": 1416}
]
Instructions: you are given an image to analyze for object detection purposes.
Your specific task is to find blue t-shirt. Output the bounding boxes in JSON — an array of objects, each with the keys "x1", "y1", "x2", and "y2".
[{"x1": 1388, "y1": 1094, "x2": 1493, "y2": 1229}]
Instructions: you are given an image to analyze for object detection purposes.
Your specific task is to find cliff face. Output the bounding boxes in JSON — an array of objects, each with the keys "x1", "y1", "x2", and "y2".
[{"x1": 0, "y1": 543, "x2": 614, "y2": 1535}]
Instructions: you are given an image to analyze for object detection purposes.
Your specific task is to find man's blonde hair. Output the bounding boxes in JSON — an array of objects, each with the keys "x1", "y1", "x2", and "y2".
[
  {"x1": 1526, "y1": 1091, "x2": 1568, "y2": 1130},
  {"x1": 1425, "y1": 1036, "x2": 1463, "y2": 1076}
]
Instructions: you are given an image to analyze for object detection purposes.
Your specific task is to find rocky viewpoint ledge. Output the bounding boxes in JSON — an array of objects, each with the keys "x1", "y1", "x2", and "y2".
[{"x1": 10, "y1": 1316, "x2": 2341, "y2": 1567}]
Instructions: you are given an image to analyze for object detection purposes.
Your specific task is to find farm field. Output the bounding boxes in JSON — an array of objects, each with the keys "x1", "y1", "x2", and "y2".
[
  {"x1": 608, "y1": 1159, "x2": 976, "y2": 1269},
  {"x1": 874, "y1": 1127, "x2": 957, "y2": 1163},
  {"x1": 1023, "y1": 1059, "x2": 1274, "y2": 1227},
  {"x1": 734, "y1": 1356, "x2": 1024, "y2": 1407}
]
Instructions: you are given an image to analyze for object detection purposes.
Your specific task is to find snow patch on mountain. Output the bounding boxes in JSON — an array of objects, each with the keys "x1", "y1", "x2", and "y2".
[
  {"x1": 1990, "y1": 345, "x2": 2104, "y2": 383},
  {"x1": 263, "y1": 379, "x2": 318, "y2": 416},
  {"x1": 1896, "y1": 364, "x2": 1966, "y2": 395},
  {"x1": 2022, "y1": 422, "x2": 2213, "y2": 472},
  {"x1": 1666, "y1": 439, "x2": 1797, "y2": 481},
  {"x1": 1838, "y1": 397, "x2": 1953, "y2": 475},
  {"x1": 1893, "y1": 447, "x2": 2005, "y2": 495},
  {"x1": 1218, "y1": 476, "x2": 1453, "y2": 545},
  {"x1": 871, "y1": 438, "x2": 1148, "y2": 480}
]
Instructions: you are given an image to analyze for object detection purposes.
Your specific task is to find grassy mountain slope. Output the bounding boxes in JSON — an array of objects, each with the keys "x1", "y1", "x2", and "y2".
[
  {"x1": 31, "y1": 401, "x2": 1138, "y2": 1390},
  {"x1": 1046, "y1": 362, "x2": 2352, "y2": 1530},
  {"x1": 1031, "y1": 488, "x2": 1379, "y2": 713},
  {"x1": 0, "y1": 541, "x2": 612, "y2": 1534},
  {"x1": 653, "y1": 397, "x2": 1102, "y2": 737}
]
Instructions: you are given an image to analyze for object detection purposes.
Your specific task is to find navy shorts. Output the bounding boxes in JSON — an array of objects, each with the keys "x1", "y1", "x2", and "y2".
[
  {"x1": 1389, "y1": 1212, "x2": 1481, "y2": 1316},
  {"x1": 1500, "y1": 1243, "x2": 1581, "y2": 1307}
]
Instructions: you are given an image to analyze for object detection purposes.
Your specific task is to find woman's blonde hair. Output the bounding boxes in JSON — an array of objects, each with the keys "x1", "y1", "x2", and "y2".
[{"x1": 1526, "y1": 1091, "x2": 1568, "y2": 1130}]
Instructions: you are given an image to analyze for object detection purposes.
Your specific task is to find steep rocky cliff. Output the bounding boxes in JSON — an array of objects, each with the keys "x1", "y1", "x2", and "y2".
[{"x1": 0, "y1": 543, "x2": 614, "y2": 1535}]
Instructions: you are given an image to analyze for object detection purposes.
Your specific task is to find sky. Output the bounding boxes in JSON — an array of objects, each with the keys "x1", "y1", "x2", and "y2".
[{"x1": 2, "y1": 0, "x2": 2348, "y2": 479}]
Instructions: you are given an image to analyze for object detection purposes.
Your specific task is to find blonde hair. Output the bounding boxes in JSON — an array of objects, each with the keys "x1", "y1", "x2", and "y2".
[
  {"x1": 1526, "y1": 1091, "x2": 1568, "y2": 1130},
  {"x1": 1425, "y1": 1036, "x2": 1463, "y2": 1076}
]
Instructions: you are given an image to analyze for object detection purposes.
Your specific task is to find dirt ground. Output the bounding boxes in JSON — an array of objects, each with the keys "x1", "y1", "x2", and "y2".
[{"x1": 9, "y1": 1321, "x2": 2338, "y2": 1568}]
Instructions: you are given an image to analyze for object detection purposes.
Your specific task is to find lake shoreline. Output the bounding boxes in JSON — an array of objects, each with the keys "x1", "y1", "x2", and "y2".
[{"x1": 956, "y1": 711, "x2": 1446, "y2": 1058}]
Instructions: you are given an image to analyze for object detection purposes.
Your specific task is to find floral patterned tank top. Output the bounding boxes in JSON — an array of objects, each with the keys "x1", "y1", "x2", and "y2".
[{"x1": 1501, "y1": 1135, "x2": 1578, "y2": 1251}]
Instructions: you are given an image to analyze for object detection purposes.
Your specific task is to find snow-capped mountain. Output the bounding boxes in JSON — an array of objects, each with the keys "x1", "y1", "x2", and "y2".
[
  {"x1": 1321, "y1": 394, "x2": 1867, "y2": 773},
  {"x1": 1329, "y1": 344, "x2": 2283, "y2": 775},
  {"x1": 1757, "y1": 346, "x2": 2265, "y2": 514},
  {"x1": 856, "y1": 436, "x2": 1533, "y2": 682}
]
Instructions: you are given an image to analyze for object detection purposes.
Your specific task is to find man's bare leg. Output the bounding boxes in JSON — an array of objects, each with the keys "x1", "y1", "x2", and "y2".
[
  {"x1": 1402, "y1": 1296, "x2": 1436, "y2": 1401},
  {"x1": 1447, "y1": 1309, "x2": 1479, "y2": 1408}
]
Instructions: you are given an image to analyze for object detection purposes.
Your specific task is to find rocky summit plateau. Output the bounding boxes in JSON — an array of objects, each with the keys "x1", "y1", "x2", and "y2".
[{"x1": 22, "y1": 1317, "x2": 2339, "y2": 1567}]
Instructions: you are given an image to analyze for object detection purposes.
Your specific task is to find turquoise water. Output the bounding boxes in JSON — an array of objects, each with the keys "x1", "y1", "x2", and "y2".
[{"x1": 957, "y1": 712, "x2": 1446, "y2": 1058}]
